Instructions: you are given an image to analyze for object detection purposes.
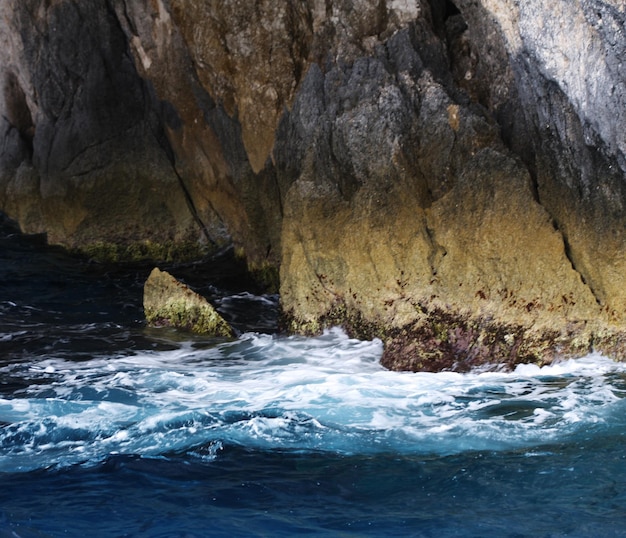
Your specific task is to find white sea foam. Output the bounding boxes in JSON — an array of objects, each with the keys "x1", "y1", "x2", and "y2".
[{"x1": 1, "y1": 327, "x2": 626, "y2": 471}]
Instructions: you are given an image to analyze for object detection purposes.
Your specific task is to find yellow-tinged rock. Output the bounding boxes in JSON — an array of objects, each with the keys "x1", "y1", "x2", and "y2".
[{"x1": 143, "y1": 267, "x2": 234, "y2": 337}]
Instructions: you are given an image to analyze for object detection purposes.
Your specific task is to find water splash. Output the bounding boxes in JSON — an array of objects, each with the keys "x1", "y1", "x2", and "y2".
[{"x1": 2, "y1": 328, "x2": 626, "y2": 472}]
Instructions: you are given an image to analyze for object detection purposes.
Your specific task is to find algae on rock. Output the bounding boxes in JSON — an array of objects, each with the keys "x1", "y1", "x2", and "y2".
[{"x1": 143, "y1": 267, "x2": 234, "y2": 337}]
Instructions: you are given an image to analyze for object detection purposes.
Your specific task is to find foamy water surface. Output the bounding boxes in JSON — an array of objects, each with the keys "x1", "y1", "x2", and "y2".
[{"x1": 2, "y1": 328, "x2": 626, "y2": 473}]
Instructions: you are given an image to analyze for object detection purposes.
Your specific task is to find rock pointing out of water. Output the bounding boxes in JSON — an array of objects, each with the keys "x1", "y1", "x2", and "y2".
[{"x1": 143, "y1": 268, "x2": 234, "y2": 337}]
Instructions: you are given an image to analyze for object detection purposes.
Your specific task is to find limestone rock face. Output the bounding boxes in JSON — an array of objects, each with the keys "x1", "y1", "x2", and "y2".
[
  {"x1": 1, "y1": 0, "x2": 625, "y2": 369},
  {"x1": 143, "y1": 267, "x2": 234, "y2": 337},
  {"x1": 275, "y1": 0, "x2": 626, "y2": 369}
]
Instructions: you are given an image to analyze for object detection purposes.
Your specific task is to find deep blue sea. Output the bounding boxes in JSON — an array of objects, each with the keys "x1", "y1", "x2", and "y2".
[{"x1": 2, "y1": 216, "x2": 626, "y2": 537}]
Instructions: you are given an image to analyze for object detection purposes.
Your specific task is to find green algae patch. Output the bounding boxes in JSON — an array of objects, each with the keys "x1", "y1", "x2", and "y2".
[
  {"x1": 143, "y1": 267, "x2": 234, "y2": 337},
  {"x1": 78, "y1": 240, "x2": 212, "y2": 264}
]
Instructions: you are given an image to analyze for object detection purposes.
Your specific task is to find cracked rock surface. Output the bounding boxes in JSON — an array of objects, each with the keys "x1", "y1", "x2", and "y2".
[{"x1": 1, "y1": 0, "x2": 625, "y2": 369}]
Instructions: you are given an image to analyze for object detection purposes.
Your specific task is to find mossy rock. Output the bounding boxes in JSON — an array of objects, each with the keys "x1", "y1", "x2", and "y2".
[
  {"x1": 78, "y1": 240, "x2": 211, "y2": 264},
  {"x1": 143, "y1": 267, "x2": 234, "y2": 337}
]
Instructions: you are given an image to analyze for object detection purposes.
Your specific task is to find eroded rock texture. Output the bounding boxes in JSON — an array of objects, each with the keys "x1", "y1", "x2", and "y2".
[
  {"x1": 0, "y1": 0, "x2": 203, "y2": 259},
  {"x1": 277, "y1": 0, "x2": 626, "y2": 369},
  {"x1": 1, "y1": 0, "x2": 625, "y2": 369}
]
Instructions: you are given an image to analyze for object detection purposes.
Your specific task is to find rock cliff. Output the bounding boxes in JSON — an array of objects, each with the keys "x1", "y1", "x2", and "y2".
[{"x1": 1, "y1": 0, "x2": 625, "y2": 369}]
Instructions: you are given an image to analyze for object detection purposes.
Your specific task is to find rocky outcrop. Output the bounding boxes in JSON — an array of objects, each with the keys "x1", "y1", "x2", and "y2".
[
  {"x1": 144, "y1": 267, "x2": 234, "y2": 337},
  {"x1": 277, "y1": 0, "x2": 626, "y2": 369},
  {"x1": 1, "y1": 0, "x2": 625, "y2": 369}
]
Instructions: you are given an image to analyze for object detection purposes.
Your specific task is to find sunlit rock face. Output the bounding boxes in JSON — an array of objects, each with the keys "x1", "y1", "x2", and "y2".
[
  {"x1": 277, "y1": 0, "x2": 626, "y2": 369},
  {"x1": 474, "y1": 0, "x2": 626, "y2": 322},
  {"x1": 1, "y1": 0, "x2": 625, "y2": 369}
]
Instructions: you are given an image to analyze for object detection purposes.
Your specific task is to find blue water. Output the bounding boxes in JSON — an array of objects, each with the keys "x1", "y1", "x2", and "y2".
[{"x1": 2, "y1": 218, "x2": 626, "y2": 537}]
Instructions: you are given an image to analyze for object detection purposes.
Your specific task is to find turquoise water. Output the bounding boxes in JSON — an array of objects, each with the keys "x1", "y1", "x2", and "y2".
[{"x1": 2, "y1": 218, "x2": 626, "y2": 537}]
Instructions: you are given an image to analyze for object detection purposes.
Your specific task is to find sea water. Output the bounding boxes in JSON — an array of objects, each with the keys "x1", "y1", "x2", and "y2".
[{"x1": 1, "y1": 219, "x2": 626, "y2": 537}]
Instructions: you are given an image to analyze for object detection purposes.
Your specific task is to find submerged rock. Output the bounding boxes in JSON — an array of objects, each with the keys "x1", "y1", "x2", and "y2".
[{"x1": 143, "y1": 267, "x2": 234, "y2": 337}]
